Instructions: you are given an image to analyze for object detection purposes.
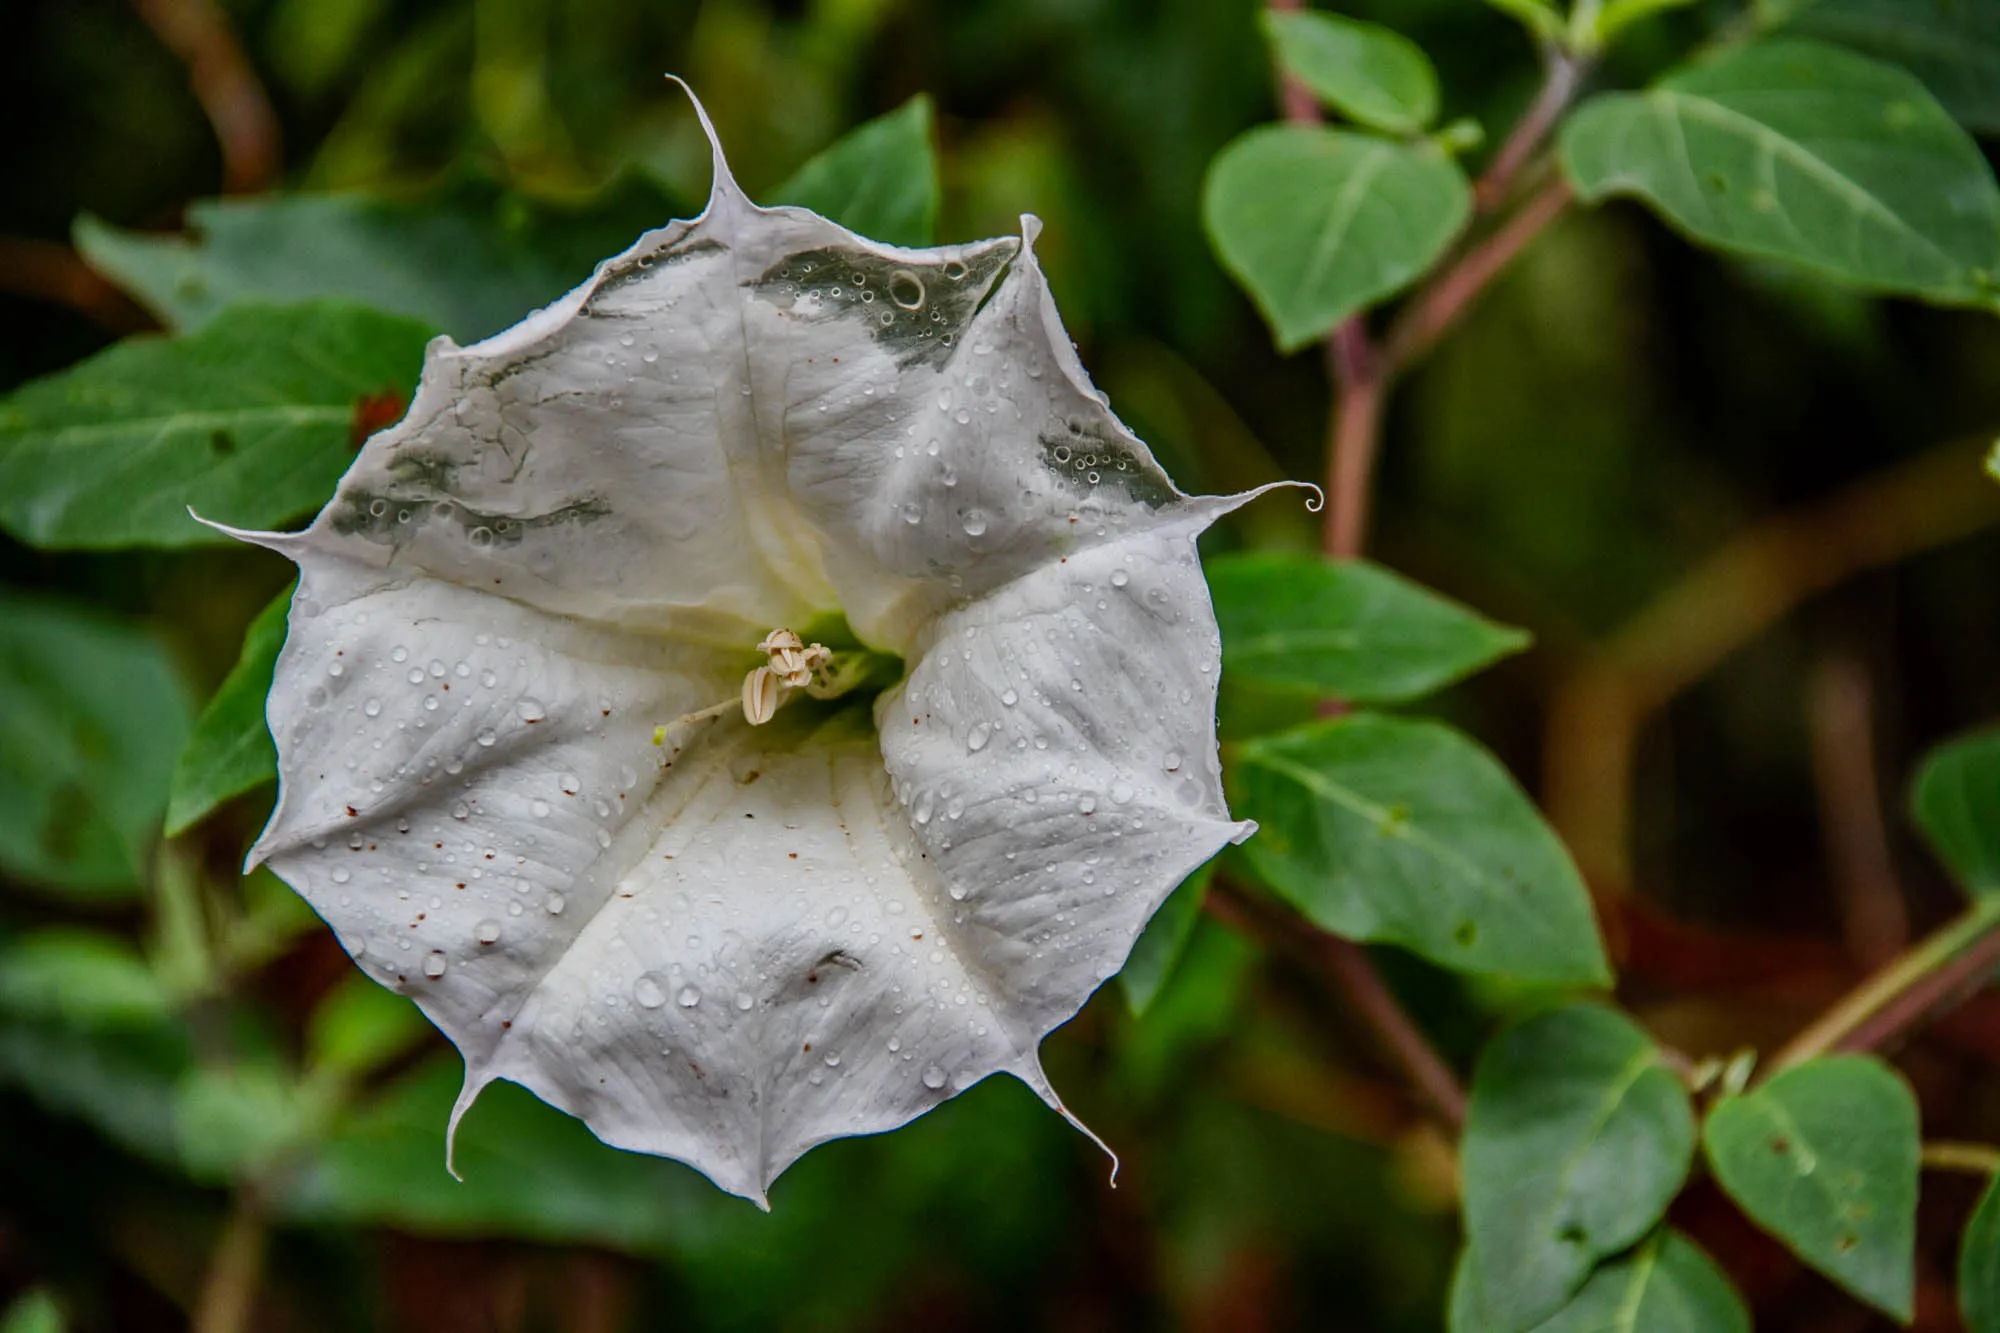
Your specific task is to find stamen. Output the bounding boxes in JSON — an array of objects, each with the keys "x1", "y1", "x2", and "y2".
[{"x1": 652, "y1": 628, "x2": 840, "y2": 743}]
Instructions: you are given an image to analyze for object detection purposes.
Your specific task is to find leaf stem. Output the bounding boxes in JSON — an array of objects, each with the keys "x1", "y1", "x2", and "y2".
[
  {"x1": 1922, "y1": 1141, "x2": 2000, "y2": 1176},
  {"x1": 192, "y1": 1185, "x2": 267, "y2": 1333},
  {"x1": 1207, "y1": 877, "x2": 1468, "y2": 1130},
  {"x1": 1766, "y1": 895, "x2": 2000, "y2": 1077}
]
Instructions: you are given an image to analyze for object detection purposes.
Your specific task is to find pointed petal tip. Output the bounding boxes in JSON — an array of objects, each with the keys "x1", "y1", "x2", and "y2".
[
  {"x1": 663, "y1": 74, "x2": 746, "y2": 211},
  {"x1": 190, "y1": 507, "x2": 308, "y2": 555},
  {"x1": 1016, "y1": 1060, "x2": 1119, "y2": 1185},
  {"x1": 445, "y1": 1067, "x2": 490, "y2": 1182},
  {"x1": 1228, "y1": 818, "x2": 1258, "y2": 847},
  {"x1": 1018, "y1": 214, "x2": 1044, "y2": 248}
]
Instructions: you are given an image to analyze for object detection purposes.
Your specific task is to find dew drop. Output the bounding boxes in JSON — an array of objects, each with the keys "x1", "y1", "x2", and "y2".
[
  {"x1": 517, "y1": 699, "x2": 546, "y2": 722},
  {"x1": 962, "y1": 508, "x2": 989, "y2": 537},
  {"x1": 476, "y1": 729, "x2": 496, "y2": 747},
  {"x1": 364, "y1": 698, "x2": 382, "y2": 717},
  {"x1": 677, "y1": 985, "x2": 702, "y2": 1008},
  {"x1": 1110, "y1": 569, "x2": 1130, "y2": 588},
  {"x1": 735, "y1": 992, "x2": 755, "y2": 1011},
  {"x1": 634, "y1": 976, "x2": 667, "y2": 1009},
  {"x1": 423, "y1": 951, "x2": 448, "y2": 979},
  {"x1": 967, "y1": 722, "x2": 991, "y2": 752},
  {"x1": 559, "y1": 773, "x2": 582, "y2": 795},
  {"x1": 475, "y1": 919, "x2": 502, "y2": 945},
  {"x1": 1000, "y1": 688, "x2": 1018, "y2": 707},
  {"x1": 546, "y1": 893, "x2": 566, "y2": 915},
  {"x1": 331, "y1": 867, "x2": 351, "y2": 884},
  {"x1": 922, "y1": 1064, "x2": 947, "y2": 1089}
]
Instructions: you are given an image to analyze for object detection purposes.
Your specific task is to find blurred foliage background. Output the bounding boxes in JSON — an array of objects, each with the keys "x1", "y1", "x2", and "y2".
[{"x1": 3, "y1": 0, "x2": 1999, "y2": 1329}]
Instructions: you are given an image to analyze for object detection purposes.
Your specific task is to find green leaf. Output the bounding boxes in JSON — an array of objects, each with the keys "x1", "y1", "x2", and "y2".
[
  {"x1": 1559, "y1": 40, "x2": 2000, "y2": 305},
  {"x1": 0, "y1": 595, "x2": 192, "y2": 897},
  {"x1": 1209, "y1": 552, "x2": 1529, "y2": 703},
  {"x1": 1453, "y1": 1229, "x2": 1750, "y2": 1333},
  {"x1": 768, "y1": 96, "x2": 940, "y2": 249},
  {"x1": 0, "y1": 301, "x2": 434, "y2": 549},
  {"x1": 1781, "y1": 0, "x2": 2000, "y2": 136},
  {"x1": 1963, "y1": 1171, "x2": 2000, "y2": 1333},
  {"x1": 1702, "y1": 1054, "x2": 1919, "y2": 1320},
  {"x1": 174, "y1": 1060, "x2": 312, "y2": 1182},
  {"x1": 76, "y1": 178, "x2": 682, "y2": 342},
  {"x1": 1119, "y1": 861, "x2": 1212, "y2": 1015},
  {"x1": 307, "y1": 973, "x2": 430, "y2": 1079},
  {"x1": 1461, "y1": 1004, "x2": 1697, "y2": 1330},
  {"x1": 1593, "y1": 0, "x2": 1702, "y2": 48},
  {"x1": 1204, "y1": 125, "x2": 1472, "y2": 351},
  {"x1": 1480, "y1": 0, "x2": 1567, "y2": 44},
  {"x1": 1235, "y1": 714, "x2": 1609, "y2": 984},
  {"x1": 0, "y1": 1290, "x2": 65, "y2": 1333},
  {"x1": 1910, "y1": 727, "x2": 2000, "y2": 898},
  {"x1": 1259, "y1": 11, "x2": 1439, "y2": 135},
  {"x1": 165, "y1": 588, "x2": 290, "y2": 835},
  {"x1": 0, "y1": 930, "x2": 171, "y2": 1028}
]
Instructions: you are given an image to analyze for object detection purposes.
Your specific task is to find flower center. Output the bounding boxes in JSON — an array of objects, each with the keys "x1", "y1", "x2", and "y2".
[{"x1": 654, "y1": 623, "x2": 902, "y2": 745}]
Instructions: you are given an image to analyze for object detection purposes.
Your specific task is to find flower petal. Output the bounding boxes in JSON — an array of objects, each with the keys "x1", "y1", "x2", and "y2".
[{"x1": 246, "y1": 86, "x2": 1285, "y2": 1200}]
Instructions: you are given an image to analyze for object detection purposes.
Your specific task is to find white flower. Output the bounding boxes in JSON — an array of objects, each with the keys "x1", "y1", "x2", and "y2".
[{"x1": 223, "y1": 91, "x2": 1300, "y2": 1205}]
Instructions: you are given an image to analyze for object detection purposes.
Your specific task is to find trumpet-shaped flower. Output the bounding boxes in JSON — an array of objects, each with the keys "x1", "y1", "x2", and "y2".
[{"x1": 228, "y1": 93, "x2": 1298, "y2": 1204}]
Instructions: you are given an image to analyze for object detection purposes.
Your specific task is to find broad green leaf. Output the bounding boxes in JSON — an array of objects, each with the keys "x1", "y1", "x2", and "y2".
[
  {"x1": 0, "y1": 930, "x2": 171, "y2": 1028},
  {"x1": 0, "y1": 301, "x2": 434, "y2": 549},
  {"x1": 1119, "y1": 861, "x2": 1213, "y2": 1015},
  {"x1": 165, "y1": 588, "x2": 291, "y2": 835},
  {"x1": 0, "y1": 1291, "x2": 64, "y2": 1333},
  {"x1": 1964, "y1": 1171, "x2": 2000, "y2": 1333},
  {"x1": 1481, "y1": 0, "x2": 1566, "y2": 43},
  {"x1": 1259, "y1": 11, "x2": 1439, "y2": 135},
  {"x1": 1560, "y1": 40, "x2": 2000, "y2": 305},
  {"x1": 1910, "y1": 728, "x2": 2000, "y2": 897},
  {"x1": 1208, "y1": 552, "x2": 1529, "y2": 703},
  {"x1": 0, "y1": 595, "x2": 192, "y2": 897},
  {"x1": 1593, "y1": 0, "x2": 1702, "y2": 47},
  {"x1": 76, "y1": 178, "x2": 681, "y2": 342},
  {"x1": 1781, "y1": 0, "x2": 2000, "y2": 136},
  {"x1": 1453, "y1": 1229, "x2": 1750, "y2": 1333},
  {"x1": 1235, "y1": 714, "x2": 1609, "y2": 983},
  {"x1": 1703, "y1": 1055, "x2": 1918, "y2": 1320},
  {"x1": 174, "y1": 1060, "x2": 312, "y2": 1182},
  {"x1": 0, "y1": 1012, "x2": 190, "y2": 1164},
  {"x1": 1204, "y1": 125, "x2": 1471, "y2": 351},
  {"x1": 1461, "y1": 1005, "x2": 1696, "y2": 1330},
  {"x1": 769, "y1": 96, "x2": 940, "y2": 249},
  {"x1": 307, "y1": 972, "x2": 430, "y2": 1079}
]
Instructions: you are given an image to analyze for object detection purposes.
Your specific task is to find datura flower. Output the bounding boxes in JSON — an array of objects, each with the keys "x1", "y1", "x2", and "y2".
[{"x1": 221, "y1": 90, "x2": 1303, "y2": 1205}]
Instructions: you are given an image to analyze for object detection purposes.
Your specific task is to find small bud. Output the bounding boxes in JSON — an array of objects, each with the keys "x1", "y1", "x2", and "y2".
[{"x1": 741, "y1": 666, "x2": 781, "y2": 725}]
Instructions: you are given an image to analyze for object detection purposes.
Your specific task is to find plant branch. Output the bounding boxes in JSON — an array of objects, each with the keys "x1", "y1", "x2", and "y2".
[
  {"x1": 1475, "y1": 49, "x2": 1584, "y2": 213},
  {"x1": 1765, "y1": 896, "x2": 2000, "y2": 1077},
  {"x1": 192, "y1": 1185, "x2": 267, "y2": 1333},
  {"x1": 1806, "y1": 651, "x2": 1908, "y2": 970},
  {"x1": 1207, "y1": 878, "x2": 1467, "y2": 1130},
  {"x1": 1385, "y1": 176, "x2": 1573, "y2": 369},
  {"x1": 1545, "y1": 436, "x2": 2000, "y2": 897},
  {"x1": 1922, "y1": 1141, "x2": 2000, "y2": 1176},
  {"x1": 131, "y1": 0, "x2": 281, "y2": 193}
]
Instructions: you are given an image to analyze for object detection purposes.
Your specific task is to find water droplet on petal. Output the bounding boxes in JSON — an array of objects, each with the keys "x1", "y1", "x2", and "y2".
[
  {"x1": 423, "y1": 951, "x2": 448, "y2": 979},
  {"x1": 1110, "y1": 569, "x2": 1130, "y2": 588},
  {"x1": 517, "y1": 699, "x2": 546, "y2": 723},
  {"x1": 635, "y1": 976, "x2": 667, "y2": 1009},
  {"x1": 966, "y1": 722, "x2": 991, "y2": 752},
  {"x1": 475, "y1": 919, "x2": 502, "y2": 945},
  {"x1": 962, "y1": 509, "x2": 989, "y2": 537},
  {"x1": 922, "y1": 1064, "x2": 947, "y2": 1089},
  {"x1": 676, "y1": 985, "x2": 702, "y2": 1008},
  {"x1": 546, "y1": 893, "x2": 566, "y2": 915},
  {"x1": 559, "y1": 774, "x2": 582, "y2": 795},
  {"x1": 1000, "y1": 688, "x2": 1018, "y2": 707}
]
